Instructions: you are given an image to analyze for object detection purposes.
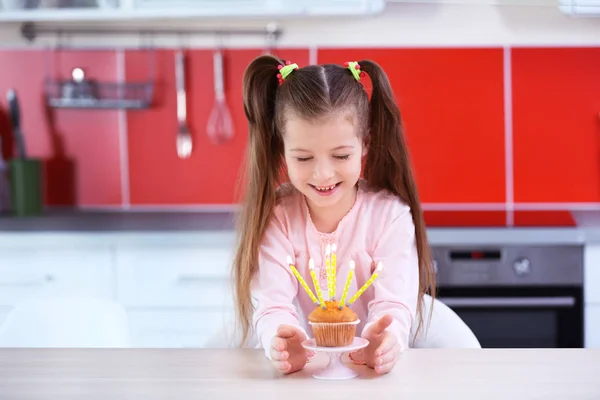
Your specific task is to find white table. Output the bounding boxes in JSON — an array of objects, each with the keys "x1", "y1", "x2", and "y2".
[{"x1": 0, "y1": 348, "x2": 598, "y2": 399}]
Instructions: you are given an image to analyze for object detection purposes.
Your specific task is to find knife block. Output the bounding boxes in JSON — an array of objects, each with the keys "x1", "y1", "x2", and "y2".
[{"x1": 9, "y1": 158, "x2": 43, "y2": 217}]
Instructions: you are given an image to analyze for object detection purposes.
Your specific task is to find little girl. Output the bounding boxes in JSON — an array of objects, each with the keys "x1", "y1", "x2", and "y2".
[{"x1": 232, "y1": 55, "x2": 436, "y2": 375}]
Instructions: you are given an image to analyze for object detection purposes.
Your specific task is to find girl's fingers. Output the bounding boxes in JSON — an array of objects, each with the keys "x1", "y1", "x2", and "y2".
[
  {"x1": 375, "y1": 358, "x2": 396, "y2": 375},
  {"x1": 375, "y1": 345, "x2": 397, "y2": 366},
  {"x1": 375, "y1": 344, "x2": 402, "y2": 375},
  {"x1": 270, "y1": 349, "x2": 289, "y2": 361},
  {"x1": 271, "y1": 336, "x2": 287, "y2": 353},
  {"x1": 273, "y1": 360, "x2": 291, "y2": 373},
  {"x1": 375, "y1": 332, "x2": 397, "y2": 357}
]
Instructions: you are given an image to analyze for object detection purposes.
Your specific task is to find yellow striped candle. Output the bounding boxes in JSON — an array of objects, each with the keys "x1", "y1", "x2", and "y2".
[
  {"x1": 348, "y1": 261, "x2": 384, "y2": 305},
  {"x1": 287, "y1": 256, "x2": 319, "y2": 304},
  {"x1": 331, "y1": 243, "x2": 337, "y2": 300},
  {"x1": 325, "y1": 244, "x2": 333, "y2": 300},
  {"x1": 339, "y1": 259, "x2": 355, "y2": 309},
  {"x1": 308, "y1": 258, "x2": 325, "y2": 308}
]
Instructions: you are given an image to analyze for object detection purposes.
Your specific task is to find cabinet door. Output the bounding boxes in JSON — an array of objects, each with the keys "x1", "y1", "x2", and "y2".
[
  {"x1": 512, "y1": 47, "x2": 600, "y2": 203},
  {"x1": 116, "y1": 245, "x2": 234, "y2": 308},
  {"x1": 585, "y1": 304, "x2": 600, "y2": 348},
  {"x1": 584, "y1": 244, "x2": 600, "y2": 304},
  {"x1": 318, "y1": 48, "x2": 506, "y2": 205},
  {"x1": 0, "y1": 247, "x2": 114, "y2": 305}
]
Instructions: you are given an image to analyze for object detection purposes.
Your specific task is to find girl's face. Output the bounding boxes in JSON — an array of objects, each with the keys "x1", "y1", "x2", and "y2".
[{"x1": 283, "y1": 113, "x2": 365, "y2": 216}]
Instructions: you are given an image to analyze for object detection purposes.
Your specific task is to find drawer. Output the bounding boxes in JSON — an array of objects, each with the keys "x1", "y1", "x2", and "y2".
[
  {"x1": 127, "y1": 309, "x2": 235, "y2": 348},
  {"x1": 0, "y1": 248, "x2": 114, "y2": 305},
  {"x1": 116, "y1": 246, "x2": 234, "y2": 308}
]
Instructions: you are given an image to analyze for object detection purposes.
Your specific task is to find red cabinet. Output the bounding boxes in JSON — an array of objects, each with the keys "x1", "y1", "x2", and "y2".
[
  {"x1": 125, "y1": 49, "x2": 310, "y2": 205},
  {"x1": 318, "y1": 48, "x2": 506, "y2": 205},
  {"x1": 512, "y1": 47, "x2": 600, "y2": 203}
]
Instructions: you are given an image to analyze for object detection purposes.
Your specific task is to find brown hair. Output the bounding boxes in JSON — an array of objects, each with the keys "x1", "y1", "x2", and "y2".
[{"x1": 232, "y1": 54, "x2": 436, "y2": 347}]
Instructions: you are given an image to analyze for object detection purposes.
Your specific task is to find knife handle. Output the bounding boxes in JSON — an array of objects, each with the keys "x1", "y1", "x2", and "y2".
[{"x1": 6, "y1": 89, "x2": 20, "y2": 130}]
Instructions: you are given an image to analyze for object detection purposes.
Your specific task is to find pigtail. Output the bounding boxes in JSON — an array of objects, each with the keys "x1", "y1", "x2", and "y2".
[
  {"x1": 358, "y1": 60, "x2": 436, "y2": 338},
  {"x1": 233, "y1": 54, "x2": 285, "y2": 347}
]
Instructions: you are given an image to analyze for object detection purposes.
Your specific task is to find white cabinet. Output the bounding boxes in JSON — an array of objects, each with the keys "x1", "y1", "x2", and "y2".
[
  {"x1": 0, "y1": 0, "x2": 124, "y2": 22},
  {"x1": 0, "y1": 234, "x2": 237, "y2": 349},
  {"x1": 115, "y1": 246, "x2": 233, "y2": 308},
  {"x1": 584, "y1": 244, "x2": 600, "y2": 304},
  {"x1": 0, "y1": 232, "x2": 597, "y2": 348},
  {"x1": 584, "y1": 245, "x2": 600, "y2": 347},
  {"x1": 114, "y1": 243, "x2": 235, "y2": 348},
  {"x1": 0, "y1": 247, "x2": 114, "y2": 304},
  {"x1": 585, "y1": 304, "x2": 600, "y2": 348},
  {"x1": 0, "y1": 0, "x2": 383, "y2": 22}
]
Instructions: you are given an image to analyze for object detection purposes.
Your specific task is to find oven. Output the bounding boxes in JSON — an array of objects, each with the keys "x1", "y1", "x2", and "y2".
[{"x1": 432, "y1": 244, "x2": 584, "y2": 348}]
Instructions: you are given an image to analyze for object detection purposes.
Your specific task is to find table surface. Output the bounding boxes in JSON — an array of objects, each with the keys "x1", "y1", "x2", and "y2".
[{"x1": 0, "y1": 348, "x2": 599, "y2": 400}]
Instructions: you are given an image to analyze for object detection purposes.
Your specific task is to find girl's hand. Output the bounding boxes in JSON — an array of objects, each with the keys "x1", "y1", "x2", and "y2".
[
  {"x1": 353, "y1": 314, "x2": 403, "y2": 375},
  {"x1": 270, "y1": 325, "x2": 309, "y2": 374}
]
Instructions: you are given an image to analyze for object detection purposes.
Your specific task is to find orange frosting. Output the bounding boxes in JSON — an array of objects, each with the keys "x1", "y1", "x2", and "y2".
[{"x1": 308, "y1": 300, "x2": 358, "y2": 323}]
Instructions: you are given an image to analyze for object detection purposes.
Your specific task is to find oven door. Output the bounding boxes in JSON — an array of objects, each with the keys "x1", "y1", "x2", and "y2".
[{"x1": 437, "y1": 286, "x2": 583, "y2": 348}]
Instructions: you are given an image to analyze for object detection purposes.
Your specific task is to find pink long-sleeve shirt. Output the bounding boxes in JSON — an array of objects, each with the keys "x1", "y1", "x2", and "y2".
[{"x1": 251, "y1": 180, "x2": 420, "y2": 358}]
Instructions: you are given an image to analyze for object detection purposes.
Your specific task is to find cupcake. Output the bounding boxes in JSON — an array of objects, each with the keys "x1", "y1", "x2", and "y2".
[{"x1": 308, "y1": 300, "x2": 359, "y2": 347}]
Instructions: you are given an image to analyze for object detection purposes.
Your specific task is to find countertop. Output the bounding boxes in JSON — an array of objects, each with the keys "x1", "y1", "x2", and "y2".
[
  {"x1": 0, "y1": 348, "x2": 598, "y2": 400},
  {"x1": 3, "y1": 209, "x2": 600, "y2": 245}
]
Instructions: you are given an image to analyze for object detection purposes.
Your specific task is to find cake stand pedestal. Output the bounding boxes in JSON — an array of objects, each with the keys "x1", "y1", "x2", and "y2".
[{"x1": 301, "y1": 337, "x2": 369, "y2": 380}]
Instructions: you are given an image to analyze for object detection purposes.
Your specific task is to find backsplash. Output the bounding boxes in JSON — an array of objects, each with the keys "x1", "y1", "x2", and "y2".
[{"x1": 1, "y1": 46, "x2": 599, "y2": 226}]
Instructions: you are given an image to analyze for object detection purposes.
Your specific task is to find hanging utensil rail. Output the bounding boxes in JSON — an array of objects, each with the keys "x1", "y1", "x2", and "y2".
[{"x1": 20, "y1": 22, "x2": 283, "y2": 42}]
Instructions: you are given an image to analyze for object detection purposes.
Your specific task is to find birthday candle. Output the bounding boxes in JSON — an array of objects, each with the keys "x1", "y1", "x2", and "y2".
[
  {"x1": 287, "y1": 256, "x2": 319, "y2": 304},
  {"x1": 309, "y1": 258, "x2": 325, "y2": 308},
  {"x1": 325, "y1": 244, "x2": 333, "y2": 300},
  {"x1": 348, "y1": 261, "x2": 384, "y2": 305},
  {"x1": 331, "y1": 243, "x2": 337, "y2": 300},
  {"x1": 339, "y1": 259, "x2": 355, "y2": 309}
]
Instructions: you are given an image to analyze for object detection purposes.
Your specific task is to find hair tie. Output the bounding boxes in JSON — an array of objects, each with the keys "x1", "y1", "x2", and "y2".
[
  {"x1": 277, "y1": 60, "x2": 299, "y2": 85},
  {"x1": 344, "y1": 61, "x2": 366, "y2": 81}
]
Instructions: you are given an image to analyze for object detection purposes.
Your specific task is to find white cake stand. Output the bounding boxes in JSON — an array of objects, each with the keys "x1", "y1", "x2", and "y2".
[{"x1": 301, "y1": 337, "x2": 369, "y2": 380}]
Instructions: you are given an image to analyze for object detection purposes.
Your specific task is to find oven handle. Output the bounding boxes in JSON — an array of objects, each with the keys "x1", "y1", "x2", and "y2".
[{"x1": 438, "y1": 296, "x2": 576, "y2": 308}]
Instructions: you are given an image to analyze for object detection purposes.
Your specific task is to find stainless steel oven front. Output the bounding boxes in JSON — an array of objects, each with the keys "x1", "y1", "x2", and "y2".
[{"x1": 432, "y1": 244, "x2": 584, "y2": 348}]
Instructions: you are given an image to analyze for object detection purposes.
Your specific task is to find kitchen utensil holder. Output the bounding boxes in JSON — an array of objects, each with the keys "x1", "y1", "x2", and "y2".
[
  {"x1": 9, "y1": 157, "x2": 43, "y2": 217},
  {"x1": 43, "y1": 44, "x2": 157, "y2": 110},
  {"x1": 44, "y1": 79, "x2": 154, "y2": 110}
]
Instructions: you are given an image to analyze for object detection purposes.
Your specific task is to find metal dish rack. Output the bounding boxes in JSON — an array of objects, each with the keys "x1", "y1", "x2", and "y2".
[
  {"x1": 43, "y1": 47, "x2": 156, "y2": 110},
  {"x1": 44, "y1": 74, "x2": 155, "y2": 110}
]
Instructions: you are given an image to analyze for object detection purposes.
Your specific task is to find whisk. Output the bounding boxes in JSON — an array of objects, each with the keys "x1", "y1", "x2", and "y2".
[{"x1": 207, "y1": 47, "x2": 234, "y2": 144}]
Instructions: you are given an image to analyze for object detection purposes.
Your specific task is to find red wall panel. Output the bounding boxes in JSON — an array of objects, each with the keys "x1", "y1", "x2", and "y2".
[
  {"x1": 0, "y1": 50, "x2": 122, "y2": 206},
  {"x1": 512, "y1": 47, "x2": 600, "y2": 203},
  {"x1": 125, "y1": 48, "x2": 310, "y2": 205},
  {"x1": 317, "y1": 48, "x2": 506, "y2": 204}
]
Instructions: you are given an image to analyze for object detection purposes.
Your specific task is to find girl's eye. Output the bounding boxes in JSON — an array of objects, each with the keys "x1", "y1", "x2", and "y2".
[
  {"x1": 334, "y1": 155, "x2": 350, "y2": 160},
  {"x1": 296, "y1": 157, "x2": 313, "y2": 162}
]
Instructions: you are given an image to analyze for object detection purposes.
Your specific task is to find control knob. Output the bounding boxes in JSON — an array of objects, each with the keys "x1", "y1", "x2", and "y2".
[{"x1": 513, "y1": 258, "x2": 531, "y2": 276}]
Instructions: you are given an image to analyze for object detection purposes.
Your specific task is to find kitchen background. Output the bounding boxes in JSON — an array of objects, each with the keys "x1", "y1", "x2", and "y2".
[
  {"x1": 0, "y1": 1, "x2": 599, "y2": 226},
  {"x1": 0, "y1": 0, "x2": 598, "y2": 350}
]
